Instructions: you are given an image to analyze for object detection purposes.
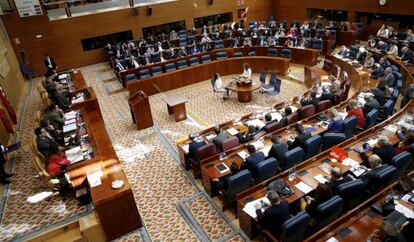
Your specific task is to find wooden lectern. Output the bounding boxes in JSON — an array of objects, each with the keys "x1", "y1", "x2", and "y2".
[{"x1": 129, "y1": 91, "x2": 153, "y2": 130}]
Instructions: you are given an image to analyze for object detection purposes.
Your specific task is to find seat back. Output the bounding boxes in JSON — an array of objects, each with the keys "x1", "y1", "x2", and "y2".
[
  {"x1": 216, "y1": 51, "x2": 228, "y2": 60},
  {"x1": 396, "y1": 79, "x2": 402, "y2": 91},
  {"x1": 316, "y1": 100, "x2": 332, "y2": 113},
  {"x1": 221, "y1": 136, "x2": 240, "y2": 152},
  {"x1": 322, "y1": 59, "x2": 333, "y2": 73},
  {"x1": 139, "y1": 69, "x2": 151, "y2": 79},
  {"x1": 268, "y1": 48, "x2": 278, "y2": 57},
  {"x1": 214, "y1": 40, "x2": 224, "y2": 49},
  {"x1": 286, "y1": 112, "x2": 299, "y2": 126},
  {"x1": 374, "y1": 165, "x2": 398, "y2": 191},
  {"x1": 201, "y1": 54, "x2": 211, "y2": 63},
  {"x1": 311, "y1": 39, "x2": 323, "y2": 51},
  {"x1": 177, "y1": 60, "x2": 188, "y2": 69},
  {"x1": 151, "y1": 66, "x2": 163, "y2": 76},
  {"x1": 179, "y1": 37, "x2": 187, "y2": 47},
  {"x1": 196, "y1": 143, "x2": 217, "y2": 162},
  {"x1": 233, "y1": 52, "x2": 243, "y2": 58},
  {"x1": 337, "y1": 179, "x2": 366, "y2": 210},
  {"x1": 304, "y1": 135, "x2": 321, "y2": 160},
  {"x1": 264, "y1": 121, "x2": 282, "y2": 133},
  {"x1": 315, "y1": 195, "x2": 344, "y2": 228},
  {"x1": 321, "y1": 133, "x2": 346, "y2": 151},
  {"x1": 298, "y1": 105, "x2": 315, "y2": 119},
  {"x1": 189, "y1": 57, "x2": 199, "y2": 66},
  {"x1": 253, "y1": 158, "x2": 279, "y2": 183},
  {"x1": 165, "y1": 63, "x2": 177, "y2": 72},
  {"x1": 248, "y1": 51, "x2": 256, "y2": 56},
  {"x1": 283, "y1": 147, "x2": 305, "y2": 170},
  {"x1": 125, "y1": 73, "x2": 137, "y2": 82},
  {"x1": 259, "y1": 69, "x2": 267, "y2": 84},
  {"x1": 390, "y1": 151, "x2": 412, "y2": 175},
  {"x1": 226, "y1": 170, "x2": 252, "y2": 202},
  {"x1": 281, "y1": 49, "x2": 291, "y2": 58},
  {"x1": 365, "y1": 109, "x2": 379, "y2": 129},
  {"x1": 382, "y1": 100, "x2": 395, "y2": 119},
  {"x1": 280, "y1": 212, "x2": 311, "y2": 242},
  {"x1": 343, "y1": 116, "x2": 358, "y2": 139}
]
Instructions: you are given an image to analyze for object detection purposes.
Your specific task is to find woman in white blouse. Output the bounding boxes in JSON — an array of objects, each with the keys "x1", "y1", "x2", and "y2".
[
  {"x1": 211, "y1": 73, "x2": 229, "y2": 100},
  {"x1": 241, "y1": 63, "x2": 252, "y2": 79}
]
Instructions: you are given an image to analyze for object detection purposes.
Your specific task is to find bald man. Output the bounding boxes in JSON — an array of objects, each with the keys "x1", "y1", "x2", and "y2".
[{"x1": 328, "y1": 167, "x2": 352, "y2": 194}]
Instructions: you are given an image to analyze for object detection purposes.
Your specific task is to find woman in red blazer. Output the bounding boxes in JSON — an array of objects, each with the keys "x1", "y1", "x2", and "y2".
[{"x1": 346, "y1": 99, "x2": 365, "y2": 128}]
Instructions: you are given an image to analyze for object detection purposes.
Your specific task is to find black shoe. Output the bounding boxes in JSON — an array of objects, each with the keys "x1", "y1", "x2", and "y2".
[{"x1": 4, "y1": 173, "x2": 13, "y2": 178}]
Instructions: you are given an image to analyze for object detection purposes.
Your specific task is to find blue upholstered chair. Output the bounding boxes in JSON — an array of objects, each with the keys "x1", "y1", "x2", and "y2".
[
  {"x1": 138, "y1": 69, "x2": 151, "y2": 79},
  {"x1": 304, "y1": 135, "x2": 321, "y2": 160},
  {"x1": 279, "y1": 212, "x2": 311, "y2": 242},
  {"x1": 372, "y1": 165, "x2": 398, "y2": 192},
  {"x1": 391, "y1": 89, "x2": 399, "y2": 103},
  {"x1": 259, "y1": 69, "x2": 267, "y2": 84},
  {"x1": 390, "y1": 152, "x2": 412, "y2": 176},
  {"x1": 396, "y1": 79, "x2": 403, "y2": 91},
  {"x1": 151, "y1": 66, "x2": 162, "y2": 76},
  {"x1": 201, "y1": 54, "x2": 211, "y2": 63},
  {"x1": 298, "y1": 105, "x2": 315, "y2": 119},
  {"x1": 281, "y1": 49, "x2": 291, "y2": 58},
  {"x1": 283, "y1": 147, "x2": 305, "y2": 170},
  {"x1": 177, "y1": 60, "x2": 188, "y2": 69},
  {"x1": 311, "y1": 39, "x2": 323, "y2": 52},
  {"x1": 380, "y1": 100, "x2": 395, "y2": 121},
  {"x1": 337, "y1": 179, "x2": 366, "y2": 210},
  {"x1": 189, "y1": 57, "x2": 199, "y2": 66},
  {"x1": 321, "y1": 133, "x2": 346, "y2": 151},
  {"x1": 233, "y1": 52, "x2": 243, "y2": 58},
  {"x1": 215, "y1": 51, "x2": 228, "y2": 60},
  {"x1": 165, "y1": 63, "x2": 177, "y2": 73},
  {"x1": 262, "y1": 72, "x2": 276, "y2": 89},
  {"x1": 187, "y1": 35, "x2": 195, "y2": 45},
  {"x1": 343, "y1": 116, "x2": 358, "y2": 139},
  {"x1": 268, "y1": 48, "x2": 278, "y2": 57},
  {"x1": 252, "y1": 158, "x2": 279, "y2": 183},
  {"x1": 248, "y1": 51, "x2": 256, "y2": 56},
  {"x1": 315, "y1": 196, "x2": 344, "y2": 229},
  {"x1": 125, "y1": 73, "x2": 137, "y2": 82},
  {"x1": 179, "y1": 37, "x2": 187, "y2": 47},
  {"x1": 365, "y1": 109, "x2": 379, "y2": 129},
  {"x1": 214, "y1": 40, "x2": 224, "y2": 49},
  {"x1": 220, "y1": 170, "x2": 252, "y2": 209}
]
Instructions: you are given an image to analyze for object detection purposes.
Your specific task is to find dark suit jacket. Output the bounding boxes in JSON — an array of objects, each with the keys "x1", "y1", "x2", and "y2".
[
  {"x1": 288, "y1": 131, "x2": 311, "y2": 150},
  {"x1": 320, "y1": 91, "x2": 333, "y2": 102},
  {"x1": 363, "y1": 99, "x2": 380, "y2": 116},
  {"x1": 371, "y1": 67, "x2": 385, "y2": 79},
  {"x1": 360, "y1": 145, "x2": 397, "y2": 165},
  {"x1": 361, "y1": 164, "x2": 389, "y2": 193},
  {"x1": 53, "y1": 91, "x2": 70, "y2": 110},
  {"x1": 401, "y1": 51, "x2": 413, "y2": 63},
  {"x1": 36, "y1": 137, "x2": 55, "y2": 157},
  {"x1": 385, "y1": 73, "x2": 396, "y2": 88},
  {"x1": 245, "y1": 152, "x2": 266, "y2": 170},
  {"x1": 329, "y1": 176, "x2": 353, "y2": 194},
  {"x1": 188, "y1": 140, "x2": 207, "y2": 160},
  {"x1": 213, "y1": 132, "x2": 229, "y2": 150},
  {"x1": 268, "y1": 143, "x2": 288, "y2": 163},
  {"x1": 44, "y1": 57, "x2": 57, "y2": 69},
  {"x1": 256, "y1": 200, "x2": 290, "y2": 238}
]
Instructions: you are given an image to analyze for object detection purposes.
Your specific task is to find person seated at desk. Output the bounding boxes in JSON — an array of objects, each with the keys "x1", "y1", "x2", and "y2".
[
  {"x1": 52, "y1": 84, "x2": 70, "y2": 110},
  {"x1": 386, "y1": 41, "x2": 399, "y2": 57},
  {"x1": 288, "y1": 123, "x2": 311, "y2": 150},
  {"x1": 169, "y1": 30, "x2": 179, "y2": 40},
  {"x1": 267, "y1": 135, "x2": 288, "y2": 164},
  {"x1": 367, "y1": 220, "x2": 407, "y2": 242},
  {"x1": 211, "y1": 73, "x2": 230, "y2": 100},
  {"x1": 400, "y1": 46, "x2": 413, "y2": 64},
  {"x1": 377, "y1": 24, "x2": 390, "y2": 38},
  {"x1": 338, "y1": 45, "x2": 350, "y2": 58},
  {"x1": 44, "y1": 77, "x2": 57, "y2": 95},
  {"x1": 300, "y1": 91, "x2": 319, "y2": 108},
  {"x1": 47, "y1": 143, "x2": 70, "y2": 177},
  {"x1": 366, "y1": 36, "x2": 377, "y2": 49},
  {"x1": 114, "y1": 59, "x2": 125, "y2": 73},
  {"x1": 383, "y1": 67, "x2": 396, "y2": 89},
  {"x1": 237, "y1": 125, "x2": 258, "y2": 144},
  {"x1": 240, "y1": 63, "x2": 252, "y2": 80},
  {"x1": 301, "y1": 183, "x2": 333, "y2": 218},
  {"x1": 244, "y1": 144, "x2": 266, "y2": 170},
  {"x1": 212, "y1": 126, "x2": 229, "y2": 150},
  {"x1": 188, "y1": 133, "x2": 207, "y2": 161},
  {"x1": 40, "y1": 118, "x2": 63, "y2": 146},
  {"x1": 359, "y1": 135, "x2": 397, "y2": 165},
  {"x1": 253, "y1": 190, "x2": 290, "y2": 239},
  {"x1": 320, "y1": 85, "x2": 334, "y2": 102},
  {"x1": 396, "y1": 130, "x2": 414, "y2": 153},
  {"x1": 346, "y1": 99, "x2": 365, "y2": 128},
  {"x1": 370, "y1": 64, "x2": 385, "y2": 79},
  {"x1": 327, "y1": 109, "x2": 344, "y2": 133},
  {"x1": 356, "y1": 47, "x2": 368, "y2": 63},
  {"x1": 328, "y1": 167, "x2": 353, "y2": 194},
  {"x1": 215, "y1": 162, "x2": 241, "y2": 190},
  {"x1": 262, "y1": 113, "x2": 278, "y2": 131},
  {"x1": 372, "y1": 86, "x2": 387, "y2": 106},
  {"x1": 242, "y1": 37, "x2": 252, "y2": 47},
  {"x1": 364, "y1": 52, "x2": 375, "y2": 69},
  {"x1": 280, "y1": 106, "x2": 293, "y2": 126},
  {"x1": 129, "y1": 56, "x2": 140, "y2": 69},
  {"x1": 361, "y1": 155, "x2": 389, "y2": 192},
  {"x1": 363, "y1": 95, "x2": 380, "y2": 116},
  {"x1": 46, "y1": 104, "x2": 64, "y2": 129},
  {"x1": 35, "y1": 127, "x2": 57, "y2": 157}
]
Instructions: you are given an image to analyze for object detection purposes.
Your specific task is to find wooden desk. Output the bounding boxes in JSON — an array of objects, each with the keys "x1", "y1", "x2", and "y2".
[
  {"x1": 71, "y1": 70, "x2": 87, "y2": 90},
  {"x1": 162, "y1": 94, "x2": 188, "y2": 122},
  {"x1": 227, "y1": 79, "x2": 261, "y2": 102},
  {"x1": 237, "y1": 101, "x2": 414, "y2": 239}
]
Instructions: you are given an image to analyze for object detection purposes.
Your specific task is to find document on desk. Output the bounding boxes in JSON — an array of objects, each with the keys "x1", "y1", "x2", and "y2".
[
  {"x1": 295, "y1": 181, "x2": 313, "y2": 194},
  {"x1": 259, "y1": 145, "x2": 272, "y2": 157},
  {"x1": 58, "y1": 73, "x2": 68, "y2": 80},
  {"x1": 251, "y1": 140, "x2": 265, "y2": 150},
  {"x1": 87, "y1": 172, "x2": 102, "y2": 188},
  {"x1": 314, "y1": 174, "x2": 328, "y2": 184},
  {"x1": 395, "y1": 203, "x2": 414, "y2": 219},
  {"x1": 270, "y1": 112, "x2": 283, "y2": 122},
  {"x1": 182, "y1": 144, "x2": 189, "y2": 153},
  {"x1": 242, "y1": 197, "x2": 270, "y2": 219},
  {"x1": 64, "y1": 118, "x2": 76, "y2": 125},
  {"x1": 64, "y1": 111, "x2": 77, "y2": 120},
  {"x1": 226, "y1": 127, "x2": 239, "y2": 136},
  {"x1": 342, "y1": 157, "x2": 360, "y2": 167},
  {"x1": 384, "y1": 124, "x2": 398, "y2": 133},
  {"x1": 246, "y1": 119, "x2": 266, "y2": 129},
  {"x1": 367, "y1": 138, "x2": 378, "y2": 146},
  {"x1": 238, "y1": 150, "x2": 249, "y2": 160},
  {"x1": 63, "y1": 123, "x2": 77, "y2": 133}
]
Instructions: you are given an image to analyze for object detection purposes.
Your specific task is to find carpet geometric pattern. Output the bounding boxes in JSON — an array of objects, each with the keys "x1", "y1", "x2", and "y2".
[{"x1": 0, "y1": 79, "x2": 89, "y2": 242}]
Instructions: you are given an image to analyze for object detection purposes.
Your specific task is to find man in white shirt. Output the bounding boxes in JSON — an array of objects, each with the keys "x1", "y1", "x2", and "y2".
[{"x1": 387, "y1": 42, "x2": 399, "y2": 56}]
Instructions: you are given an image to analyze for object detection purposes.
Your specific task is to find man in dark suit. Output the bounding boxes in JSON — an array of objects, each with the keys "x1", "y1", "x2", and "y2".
[
  {"x1": 261, "y1": 113, "x2": 277, "y2": 132},
  {"x1": 361, "y1": 154, "x2": 389, "y2": 193},
  {"x1": 212, "y1": 126, "x2": 229, "y2": 151},
  {"x1": 359, "y1": 135, "x2": 397, "y2": 165},
  {"x1": 383, "y1": 67, "x2": 396, "y2": 88},
  {"x1": 244, "y1": 145, "x2": 266, "y2": 170},
  {"x1": 320, "y1": 86, "x2": 333, "y2": 102},
  {"x1": 267, "y1": 135, "x2": 288, "y2": 163},
  {"x1": 44, "y1": 53, "x2": 57, "y2": 71},
  {"x1": 370, "y1": 64, "x2": 385, "y2": 80},
  {"x1": 300, "y1": 91, "x2": 319, "y2": 108},
  {"x1": 35, "y1": 127, "x2": 56, "y2": 157},
  {"x1": 238, "y1": 125, "x2": 258, "y2": 144},
  {"x1": 328, "y1": 167, "x2": 352, "y2": 194},
  {"x1": 0, "y1": 143, "x2": 14, "y2": 184},
  {"x1": 188, "y1": 133, "x2": 207, "y2": 161},
  {"x1": 288, "y1": 123, "x2": 311, "y2": 150},
  {"x1": 371, "y1": 87, "x2": 386, "y2": 106},
  {"x1": 53, "y1": 84, "x2": 70, "y2": 110},
  {"x1": 363, "y1": 95, "x2": 380, "y2": 116},
  {"x1": 400, "y1": 46, "x2": 413, "y2": 63},
  {"x1": 254, "y1": 190, "x2": 290, "y2": 239}
]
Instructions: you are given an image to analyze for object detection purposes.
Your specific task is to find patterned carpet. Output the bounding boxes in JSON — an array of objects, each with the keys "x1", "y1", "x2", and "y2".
[{"x1": 0, "y1": 62, "x2": 306, "y2": 241}]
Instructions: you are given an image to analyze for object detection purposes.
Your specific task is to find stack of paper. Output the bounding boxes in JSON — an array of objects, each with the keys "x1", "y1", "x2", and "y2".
[
  {"x1": 63, "y1": 123, "x2": 77, "y2": 133},
  {"x1": 65, "y1": 146, "x2": 84, "y2": 164},
  {"x1": 64, "y1": 118, "x2": 76, "y2": 125},
  {"x1": 259, "y1": 146, "x2": 272, "y2": 157},
  {"x1": 314, "y1": 174, "x2": 328, "y2": 184},
  {"x1": 367, "y1": 138, "x2": 378, "y2": 146},
  {"x1": 242, "y1": 197, "x2": 270, "y2": 219},
  {"x1": 295, "y1": 181, "x2": 313, "y2": 194},
  {"x1": 395, "y1": 204, "x2": 414, "y2": 219},
  {"x1": 205, "y1": 134, "x2": 216, "y2": 141},
  {"x1": 58, "y1": 73, "x2": 68, "y2": 80},
  {"x1": 64, "y1": 111, "x2": 77, "y2": 120},
  {"x1": 350, "y1": 165, "x2": 367, "y2": 177},
  {"x1": 226, "y1": 128, "x2": 239, "y2": 136},
  {"x1": 251, "y1": 140, "x2": 265, "y2": 150},
  {"x1": 237, "y1": 150, "x2": 249, "y2": 160},
  {"x1": 342, "y1": 157, "x2": 360, "y2": 167},
  {"x1": 384, "y1": 124, "x2": 398, "y2": 133}
]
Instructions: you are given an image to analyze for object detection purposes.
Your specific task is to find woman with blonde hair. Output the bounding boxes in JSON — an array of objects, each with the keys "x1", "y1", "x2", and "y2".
[
  {"x1": 327, "y1": 109, "x2": 344, "y2": 133},
  {"x1": 346, "y1": 99, "x2": 365, "y2": 128}
]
